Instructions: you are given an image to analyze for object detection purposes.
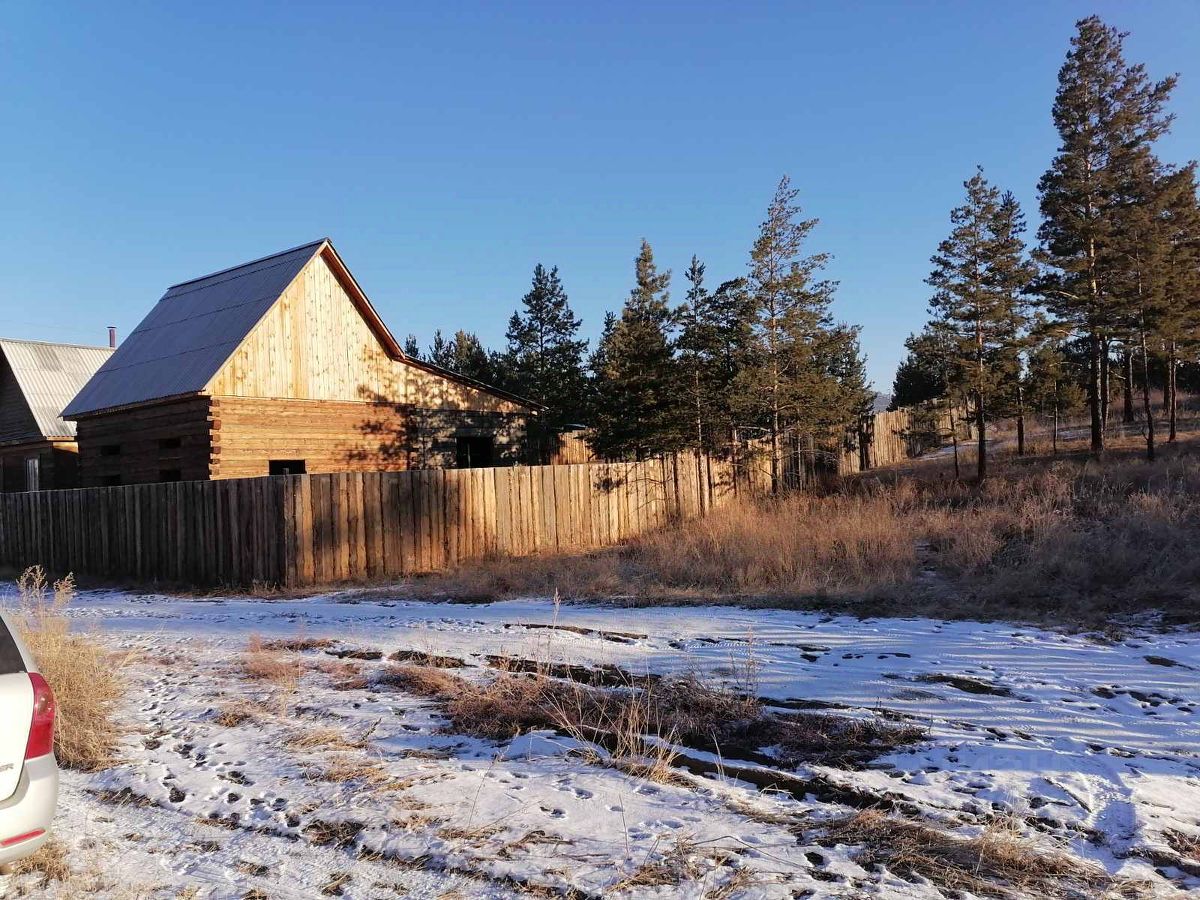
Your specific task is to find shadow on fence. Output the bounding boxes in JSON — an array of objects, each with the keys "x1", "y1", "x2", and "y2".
[{"x1": 0, "y1": 455, "x2": 737, "y2": 589}]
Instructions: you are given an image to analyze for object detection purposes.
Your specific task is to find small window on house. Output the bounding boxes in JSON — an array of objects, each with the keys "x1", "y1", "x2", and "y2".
[
  {"x1": 158, "y1": 437, "x2": 182, "y2": 451},
  {"x1": 269, "y1": 459, "x2": 306, "y2": 476},
  {"x1": 100, "y1": 444, "x2": 121, "y2": 456},
  {"x1": 159, "y1": 469, "x2": 182, "y2": 483},
  {"x1": 102, "y1": 475, "x2": 122, "y2": 487},
  {"x1": 456, "y1": 436, "x2": 494, "y2": 469}
]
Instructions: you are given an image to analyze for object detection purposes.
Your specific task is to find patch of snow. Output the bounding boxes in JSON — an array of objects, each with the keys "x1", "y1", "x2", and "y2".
[{"x1": 0, "y1": 583, "x2": 1195, "y2": 897}]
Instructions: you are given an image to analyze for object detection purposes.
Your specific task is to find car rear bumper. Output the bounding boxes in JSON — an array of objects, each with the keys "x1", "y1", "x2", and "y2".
[{"x1": 0, "y1": 754, "x2": 59, "y2": 867}]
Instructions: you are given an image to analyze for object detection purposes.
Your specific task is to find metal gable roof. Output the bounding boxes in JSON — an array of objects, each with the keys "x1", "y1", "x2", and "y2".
[
  {"x1": 0, "y1": 339, "x2": 115, "y2": 442},
  {"x1": 62, "y1": 240, "x2": 326, "y2": 418}
]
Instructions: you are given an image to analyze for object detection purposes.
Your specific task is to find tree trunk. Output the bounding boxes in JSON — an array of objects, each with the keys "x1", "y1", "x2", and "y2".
[
  {"x1": 975, "y1": 393, "x2": 986, "y2": 482},
  {"x1": 1122, "y1": 349, "x2": 1136, "y2": 424},
  {"x1": 1100, "y1": 339, "x2": 1111, "y2": 429},
  {"x1": 769, "y1": 410, "x2": 780, "y2": 496},
  {"x1": 1088, "y1": 333, "x2": 1105, "y2": 456},
  {"x1": 949, "y1": 406, "x2": 960, "y2": 481},
  {"x1": 730, "y1": 426, "x2": 741, "y2": 496},
  {"x1": 1052, "y1": 392, "x2": 1059, "y2": 455},
  {"x1": 1168, "y1": 341, "x2": 1178, "y2": 442},
  {"x1": 1016, "y1": 384, "x2": 1026, "y2": 457},
  {"x1": 1141, "y1": 329, "x2": 1156, "y2": 462}
]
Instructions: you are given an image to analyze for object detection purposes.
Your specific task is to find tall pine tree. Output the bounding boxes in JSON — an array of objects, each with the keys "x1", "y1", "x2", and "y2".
[
  {"x1": 590, "y1": 241, "x2": 682, "y2": 459},
  {"x1": 925, "y1": 169, "x2": 1034, "y2": 480},
  {"x1": 502, "y1": 264, "x2": 589, "y2": 433},
  {"x1": 1036, "y1": 16, "x2": 1177, "y2": 455},
  {"x1": 1159, "y1": 166, "x2": 1200, "y2": 441},
  {"x1": 736, "y1": 176, "x2": 851, "y2": 491},
  {"x1": 677, "y1": 257, "x2": 753, "y2": 455}
]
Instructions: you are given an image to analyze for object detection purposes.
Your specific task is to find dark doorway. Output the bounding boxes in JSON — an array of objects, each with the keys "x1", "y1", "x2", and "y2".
[
  {"x1": 455, "y1": 436, "x2": 494, "y2": 469},
  {"x1": 269, "y1": 459, "x2": 307, "y2": 476}
]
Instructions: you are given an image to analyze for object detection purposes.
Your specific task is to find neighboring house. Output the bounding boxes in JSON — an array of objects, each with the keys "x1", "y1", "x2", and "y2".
[
  {"x1": 0, "y1": 338, "x2": 116, "y2": 492},
  {"x1": 62, "y1": 239, "x2": 540, "y2": 486}
]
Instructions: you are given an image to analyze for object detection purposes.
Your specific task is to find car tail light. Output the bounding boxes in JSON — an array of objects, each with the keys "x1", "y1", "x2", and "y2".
[{"x1": 24, "y1": 672, "x2": 56, "y2": 760}]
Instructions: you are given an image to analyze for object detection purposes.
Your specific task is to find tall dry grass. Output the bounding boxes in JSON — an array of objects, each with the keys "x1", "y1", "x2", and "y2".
[
  {"x1": 421, "y1": 435, "x2": 1200, "y2": 623},
  {"x1": 13, "y1": 567, "x2": 123, "y2": 771}
]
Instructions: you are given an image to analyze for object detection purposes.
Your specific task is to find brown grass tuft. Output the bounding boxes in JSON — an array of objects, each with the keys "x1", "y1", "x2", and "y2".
[
  {"x1": 1165, "y1": 829, "x2": 1200, "y2": 861},
  {"x1": 285, "y1": 722, "x2": 377, "y2": 753},
  {"x1": 825, "y1": 809, "x2": 1134, "y2": 899},
  {"x1": 380, "y1": 663, "x2": 915, "y2": 783},
  {"x1": 313, "y1": 658, "x2": 368, "y2": 691},
  {"x1": 240, "y1": 634, "x2": 302, "y2": 687},
  {"x1": 260, "y1": 637, "x2": 335, "y2": 652},
  {"x1": 212, "y1": 697, "x2": 273, "y2": 727},
  {"x1": 4, "y1": 839, "x2": 70, "y2": 886},
  {"x1": 13, "y1": 567, "x2": 124, "y2": 771}
]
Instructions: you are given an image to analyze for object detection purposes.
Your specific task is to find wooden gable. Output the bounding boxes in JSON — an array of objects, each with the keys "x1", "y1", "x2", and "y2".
[{"x1": 206, "y1": 246, "x2": 524, "y2": 414}]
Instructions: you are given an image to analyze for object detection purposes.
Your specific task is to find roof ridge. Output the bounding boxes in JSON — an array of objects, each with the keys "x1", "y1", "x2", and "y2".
[
  {"x1": 0, "y1": 337, "x2": 116, "y2": 352},
  {"x1": 166, "y1": 238, "x2": 328, "y2": 291}
]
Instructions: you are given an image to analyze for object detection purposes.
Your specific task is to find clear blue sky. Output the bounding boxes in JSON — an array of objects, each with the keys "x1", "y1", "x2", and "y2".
[{"x1": 2, "y1": 2, "x2": 1197, "y2": 392}]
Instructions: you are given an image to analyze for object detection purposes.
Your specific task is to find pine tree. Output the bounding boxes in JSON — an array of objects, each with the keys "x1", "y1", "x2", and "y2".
[
  {"x1": 737, "y1": 176, "x2": 848, "y2": 492},
  {"x1": 892, "y1": 323, "x2": 972, "y2": 470},
  {"x1": 427, "y1": 329, "x2": 495, "y2": 383},
  {"x1": 590, "y1": 241, "x2": 682, "y2": 459},
  {"x1": 1036, "y1": 16, "x2": 1177, "y2": 455},
  {"x1": 1159, "y1": 166, "x2": 1200, "y2": 441},
  {"x1": 926, "y1": 169, "x2": 1035, "y2": 480},
  {"x1": 502, "y1": 265, "x2": 589, "y2": 432},
  {"x1": 1109, "y1": 151, "x2": 1184, "y2": 460},
  {"x1": 1027, "y1": 338, "x2": 1086, "y2": 453},
  {"x1": 403, "y1": 334, "x2": 421, "y2": 359},
  {"x1": 677, "y1": 257, "x2": 753, "y2": 454},
  {"x1": 890, "y1": 326, "x2": 954, "y2": 409}
]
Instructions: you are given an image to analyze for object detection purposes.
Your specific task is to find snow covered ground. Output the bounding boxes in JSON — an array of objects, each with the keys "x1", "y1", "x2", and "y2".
[{"x1": 0, "y1": 585, "x2": 1197, "y2": 898}]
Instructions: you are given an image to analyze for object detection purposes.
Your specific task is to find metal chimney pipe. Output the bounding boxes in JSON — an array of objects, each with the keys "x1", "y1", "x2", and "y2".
[{"x1": 107, "y1": 326, "x2": 117, "y2": 348}]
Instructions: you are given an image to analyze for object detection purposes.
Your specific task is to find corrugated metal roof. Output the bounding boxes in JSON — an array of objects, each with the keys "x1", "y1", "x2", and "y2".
[
  {"x1": 0, "y1": 339, "x2": 116, "y2": 442},
  {"x1": 63, "y1": 240, "x2": 325, "y2": 418}
]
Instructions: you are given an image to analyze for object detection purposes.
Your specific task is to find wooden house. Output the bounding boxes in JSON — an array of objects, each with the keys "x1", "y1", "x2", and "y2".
[
  {"x1": 0, "y1": 338, "x2": 115, "y2": 491},
  {"x1": 63, "y1": 239, "x2": 539, "y2": 486}
]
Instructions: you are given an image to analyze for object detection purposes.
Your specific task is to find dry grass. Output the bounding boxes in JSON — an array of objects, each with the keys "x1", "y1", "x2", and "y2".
[
  {"x1": 415, "y1": 432, "x2": 1200, "y2": 624},
  {"x1": 303, "y1": 755, "x2": 400, "y2": 788},
  {"x1": 240, "y1": 634, "x2": 302, "y2": 688},
  {"x1": 1165, "y1": 829, "x2": 1200, "y2": 861},
  {"x1": 609, "y1": 834, "x2": 744, "y2": 895},
  {"x1": 4, "y1": 839, "x2": 70, "y2": 886},
  {"x1": 380, "y1": 663, "x2": 916, "y2": 781},
  {"x1": 285, "y1": 721, "x2": 377, "y2": 753},
  {"x1": 260, "y1": 636, "x2": 334, "y2": 652},
  {"x1": 824, "y1": 809, "x2": 1138, "y2": 899},
  {"x1": 314, "y1": 658, "x2": 368, "y2": 690},
  {"x1": 212, "y1": 698, "x2": 272, "y2": 727},
  {"x1": 0, "y1": 840, "x2": 160, "y2": 899},
  {"x1": 12, "y1": 567, "x2": 124, "y2": 771}
]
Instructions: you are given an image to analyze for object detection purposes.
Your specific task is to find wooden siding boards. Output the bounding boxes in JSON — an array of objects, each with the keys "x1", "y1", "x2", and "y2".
[{"x1": 68, "y1": 247, "x2": 536, "y2": 486}]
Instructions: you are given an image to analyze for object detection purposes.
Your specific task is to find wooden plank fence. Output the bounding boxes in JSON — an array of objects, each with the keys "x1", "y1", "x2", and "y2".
[{"x1": 0, "y1": 455, "x2": 736, "y2": 589}]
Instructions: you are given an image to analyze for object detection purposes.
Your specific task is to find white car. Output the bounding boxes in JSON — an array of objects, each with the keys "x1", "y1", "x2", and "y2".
[{"x1": 0, "y1": 611, "x2": 58, "y2": 870}]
